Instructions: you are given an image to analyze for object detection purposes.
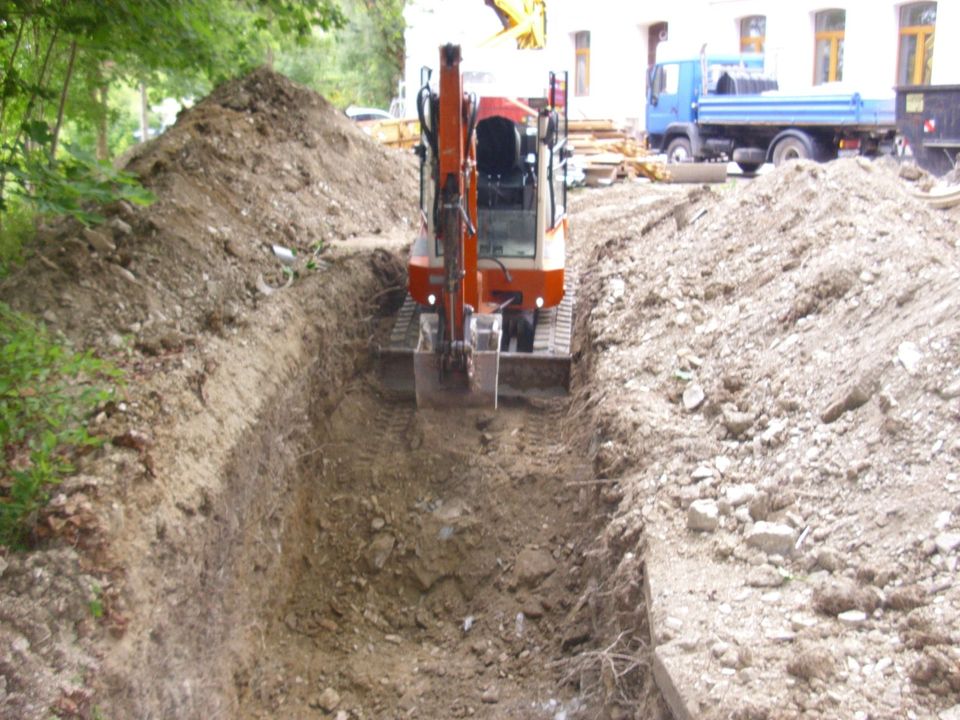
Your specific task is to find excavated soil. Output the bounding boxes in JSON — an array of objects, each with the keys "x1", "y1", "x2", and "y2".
[
  {"x1": 571, "y1": 159, "x2": 960, "y2": 720},
  {"x1": 2, "y1": 64, "x2": 959, "y2": 720},
  {"x1": 0, "y1": 69, "x2": 665, "y2": 720}
]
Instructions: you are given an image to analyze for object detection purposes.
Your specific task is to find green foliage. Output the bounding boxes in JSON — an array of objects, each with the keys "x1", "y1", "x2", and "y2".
[
  {"x1": 0, "y1": 195, "x2": 30, "y2": 275},
  {"x1": 275, "y1": 0, "x2": 406, "y2": 109},
  {"x1": 0, "y1": 0, "x2": 347, "y2": 244},
  {"x1": 5, "y1": 143, "x2": 153, "y2": 223},
  {"x1": 88, "y1": 582, "x2": 104, "y2": 618},
  {"x1": 1, "y1": 139, "x2": 153, "y2": 234},
  {"x1": 0, "y1": 302, "x2": 122, "y2": 547}
]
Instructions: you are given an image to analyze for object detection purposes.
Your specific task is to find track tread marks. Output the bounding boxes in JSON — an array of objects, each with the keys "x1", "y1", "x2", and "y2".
[{"x1": 352, "y1": 401, "x2": 416, "y2": 473}]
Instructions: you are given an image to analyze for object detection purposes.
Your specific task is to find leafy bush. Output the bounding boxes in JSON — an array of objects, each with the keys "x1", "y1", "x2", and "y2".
[
  {"x1": 0, "y1": 303, "x2": 121, "y2": 547},
  {"x1": 2, "y1": 141, "x2": 155, "y2": 226},
  {"x1": 0, "y1": 198, "x2": 32, "y2": 277}
]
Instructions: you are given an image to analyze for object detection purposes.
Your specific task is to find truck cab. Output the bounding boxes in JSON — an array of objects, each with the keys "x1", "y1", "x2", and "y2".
[
  {"x1": 647, "y1": 54, "x2": 769, "y2": 162},
  {"x1": 646, "y1": 53, "x2": 894, "y2": 171}
]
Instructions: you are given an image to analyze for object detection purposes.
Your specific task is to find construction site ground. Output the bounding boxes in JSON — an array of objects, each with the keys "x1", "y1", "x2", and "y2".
[{"x1": 1, "y1": 69, "x2": 959, "y2": 720}]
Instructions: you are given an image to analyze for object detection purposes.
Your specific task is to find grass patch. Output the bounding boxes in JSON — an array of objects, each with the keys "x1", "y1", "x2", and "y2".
[{"x1": 0, "y1": 302, "x2": 122, "y2": 547}]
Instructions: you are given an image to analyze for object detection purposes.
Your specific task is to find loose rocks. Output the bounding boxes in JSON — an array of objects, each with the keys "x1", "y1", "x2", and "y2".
[
  {"x1": 687, "y1": 499, "x2": 719, "y2": 532},
  {"x1": 514, "y1": 547, "x2": 556, "y2": 587},
  {"x1": 745, "y1": 522, "x2": 795, "y2": 555}
]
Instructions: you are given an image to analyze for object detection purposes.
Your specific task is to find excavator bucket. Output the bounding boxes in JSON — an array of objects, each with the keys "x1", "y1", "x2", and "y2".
[{"x1": 413, "y1": 314, "x2": 502, "y2": 409}]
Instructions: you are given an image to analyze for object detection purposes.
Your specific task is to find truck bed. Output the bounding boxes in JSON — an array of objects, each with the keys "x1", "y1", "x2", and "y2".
[{"x1": 698, "y1": 92, "x2": 895, "y2": 129}]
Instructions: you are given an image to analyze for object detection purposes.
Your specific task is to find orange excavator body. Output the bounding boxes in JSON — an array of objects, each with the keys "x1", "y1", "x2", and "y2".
[{"x1": 382, "y1": 44, "x2": 573, "y2": 408}]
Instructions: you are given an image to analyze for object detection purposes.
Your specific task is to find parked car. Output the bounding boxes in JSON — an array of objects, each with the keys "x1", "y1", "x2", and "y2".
[{"x1": 345, "y1": 106, "x2": 393, "y2": 122}]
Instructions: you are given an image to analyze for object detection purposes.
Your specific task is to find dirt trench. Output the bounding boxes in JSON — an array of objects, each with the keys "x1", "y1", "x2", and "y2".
[
  {"x1": 238, "y1": 392, "x2": 593, "y2": 719},
  {"x1": 0, "y1": 68, "x2": 667, "y2": 720},
  {"x1": 81, "y1": 246, "x2": 668, "y2": 720}
]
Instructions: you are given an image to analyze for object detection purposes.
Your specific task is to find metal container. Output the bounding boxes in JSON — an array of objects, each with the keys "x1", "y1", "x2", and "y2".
[{"x1": 896, "y1": 84, "x2": 960, "y2": 176}]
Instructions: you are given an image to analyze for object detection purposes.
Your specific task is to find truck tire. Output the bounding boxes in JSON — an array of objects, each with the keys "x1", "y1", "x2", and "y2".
[
  {"x1": 772, "y1": 136, "x2": 812, "y2": 166},
  {"x1": 666, "y1": 137, "x2": 693, "y2": 163}
]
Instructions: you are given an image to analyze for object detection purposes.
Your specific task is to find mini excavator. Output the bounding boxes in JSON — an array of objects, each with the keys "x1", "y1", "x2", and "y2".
[{"x1": 381, "y1": 39, "x2": 573, "y2": 409}]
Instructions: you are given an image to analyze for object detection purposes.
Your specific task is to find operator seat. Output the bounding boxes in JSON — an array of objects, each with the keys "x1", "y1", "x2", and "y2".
[{"x1": 477, "y1": 116, "x2": 525, "y2": 207}]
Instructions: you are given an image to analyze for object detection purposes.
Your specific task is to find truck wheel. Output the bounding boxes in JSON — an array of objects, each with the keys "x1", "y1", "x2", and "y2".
[
  {"x1": 666, "y1": 137, "x2": 693, "y2": 163},
  {"x1": 772, "y1": 136, "x2": 811, "y2": 166},
  {"x1": 736, "y1": 162, "x2": 761, "y2": 174}
]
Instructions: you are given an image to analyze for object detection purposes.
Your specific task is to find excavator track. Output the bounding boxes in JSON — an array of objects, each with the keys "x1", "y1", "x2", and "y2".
[{"x1": 379, "y1": 282, "x2": 575, "y2": 399}]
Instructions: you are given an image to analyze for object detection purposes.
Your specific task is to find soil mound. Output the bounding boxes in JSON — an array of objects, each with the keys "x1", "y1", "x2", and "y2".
[
  {"x1": 0, "y1": 67, "x2": 417, "y2": 352},
  {"x1": 0, "y1": 68, "x2": 416, "y2": 720},
  {"x1": 573, "y1": 157, "x2": 960, "y2": 718}
]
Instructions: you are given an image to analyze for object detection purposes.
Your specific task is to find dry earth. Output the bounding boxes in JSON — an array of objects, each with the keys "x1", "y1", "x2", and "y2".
[
  {"x1": 0, "y1": 69, "x2": 665, "y2": 720},
  {"x1": 2, "y1": 65, "x2": 959, "y2": 720},
  {"x1": 571, "y1": 159, "x2": 960, "y2": 720}
]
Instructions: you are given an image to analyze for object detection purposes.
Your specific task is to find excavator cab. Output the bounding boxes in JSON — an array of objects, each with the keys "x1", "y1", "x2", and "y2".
[{"x1": 381, "y1": 47, "x2": 573, "y2": 408}]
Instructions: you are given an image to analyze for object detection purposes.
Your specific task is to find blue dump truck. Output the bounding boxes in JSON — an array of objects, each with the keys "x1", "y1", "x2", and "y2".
[{"x1": 646, "y1": 54, "x2": 897, "y2": 173}]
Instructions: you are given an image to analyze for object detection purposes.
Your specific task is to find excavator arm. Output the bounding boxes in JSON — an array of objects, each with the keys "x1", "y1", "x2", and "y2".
[{"x1": 413, "y1": 45, "x2": 503, "y2": 409}]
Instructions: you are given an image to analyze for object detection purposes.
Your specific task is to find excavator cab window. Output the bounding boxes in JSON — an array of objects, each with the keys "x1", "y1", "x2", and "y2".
[{"x1": 476, "y1": 115, "x2": 537, "y2": 258}]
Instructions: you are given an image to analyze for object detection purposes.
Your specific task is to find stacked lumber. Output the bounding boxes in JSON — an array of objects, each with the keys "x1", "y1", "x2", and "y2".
[
  {"x1": 357, "y1": 118, "x2": 421, "y2": 150},
  {"x1": 568, "y1": 119, "x2": 668, "y2": 185}
]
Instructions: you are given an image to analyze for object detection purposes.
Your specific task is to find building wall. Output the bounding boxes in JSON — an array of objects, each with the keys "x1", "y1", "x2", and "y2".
[{"x1": 402, "y1": 0, "x2": 959, "y2": 128}]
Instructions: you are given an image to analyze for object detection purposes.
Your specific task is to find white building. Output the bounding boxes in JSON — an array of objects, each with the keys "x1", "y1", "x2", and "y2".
[{"x1": 402, "y1": 0, "x2": 960, "y2": 132}]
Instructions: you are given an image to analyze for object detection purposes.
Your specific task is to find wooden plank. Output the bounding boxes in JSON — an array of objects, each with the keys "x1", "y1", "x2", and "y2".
[
  {"x1": 568, "y1": 119, "x2": 617, "y2": 131},
  {"x1": 583, "y1": 165, "x2": 618, "y2": 187}
]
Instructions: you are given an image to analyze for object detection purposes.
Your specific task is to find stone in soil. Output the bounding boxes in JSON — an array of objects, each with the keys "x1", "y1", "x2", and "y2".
[
  {"x1": 820, "y1": 380, "x2": 874, "y2": 423},
  {"x1": 312, "y1": 688, "x2": 341, "y2": 712},
  {"x1": 747, "y1": 564, "x2": 784, "y2": 588},
  {"x1": 365, "y1": 533, "x2": 395, "y2": 572},
  {"x1": 682, "y1": 383, "x2": 705, "y2": 411},
  {"x1": 82, "y1": 227, "x2": 117, "y2": 254},
  {"x1": 745, "y1": 521, "x2": 796, "y2": 555},
  {"x1": 837, "y1": 609, "x2": 868, "y2": 625},
  {"x1": 722, "y1": 407, "x2": 754, "y2": 436},
  {"x1": 481, "y1": 686, "x2": 500, "y2": 704},
  {"x1": 687, "y1": 499, "x2": 719, "y2": 532},
  {"x1": 725, "y1": 484, "x2": 757, "y2": 506},
  {"x1": 514, "y1": 547, "x2": 556, "y2": 587},
  {"x1": 934, "y1": 532, "x2": 960, "y2": 554}
]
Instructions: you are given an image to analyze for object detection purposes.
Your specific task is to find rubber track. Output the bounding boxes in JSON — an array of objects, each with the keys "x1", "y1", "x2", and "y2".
[{"x1": 387, "y1": 281, "x2": 576, "y2": 358}]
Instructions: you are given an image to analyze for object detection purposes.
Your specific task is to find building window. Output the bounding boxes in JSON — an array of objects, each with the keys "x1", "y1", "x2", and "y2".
[
  {"x1": 740, "y1": 15, "x2": 765, "y2": 53},
  {"x1": 898, "y1": 2, "x2": 936, "y2": 85},
  {"x1": 574, "y1": 31, "x2": 590, "y2": 96},
  {"x1": 814, "y1": 9, "x2": 845, "y2": 84}
]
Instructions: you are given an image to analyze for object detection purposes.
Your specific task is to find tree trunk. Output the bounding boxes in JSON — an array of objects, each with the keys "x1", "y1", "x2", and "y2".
[
  {"x1": 139, "y1": 82, "x2": 149, "y2": 143},
  {"x1": 50, "y1": 40, "x2": 78, "y2": 163},
  {"x1": 95, "y1": 84, "x2": 109, "y2": 162}
]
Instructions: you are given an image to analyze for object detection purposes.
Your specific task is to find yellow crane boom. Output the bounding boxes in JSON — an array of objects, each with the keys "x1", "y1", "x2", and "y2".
[{"x1": 483, "y1": 0, "x2": 546, "y2": 49}]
